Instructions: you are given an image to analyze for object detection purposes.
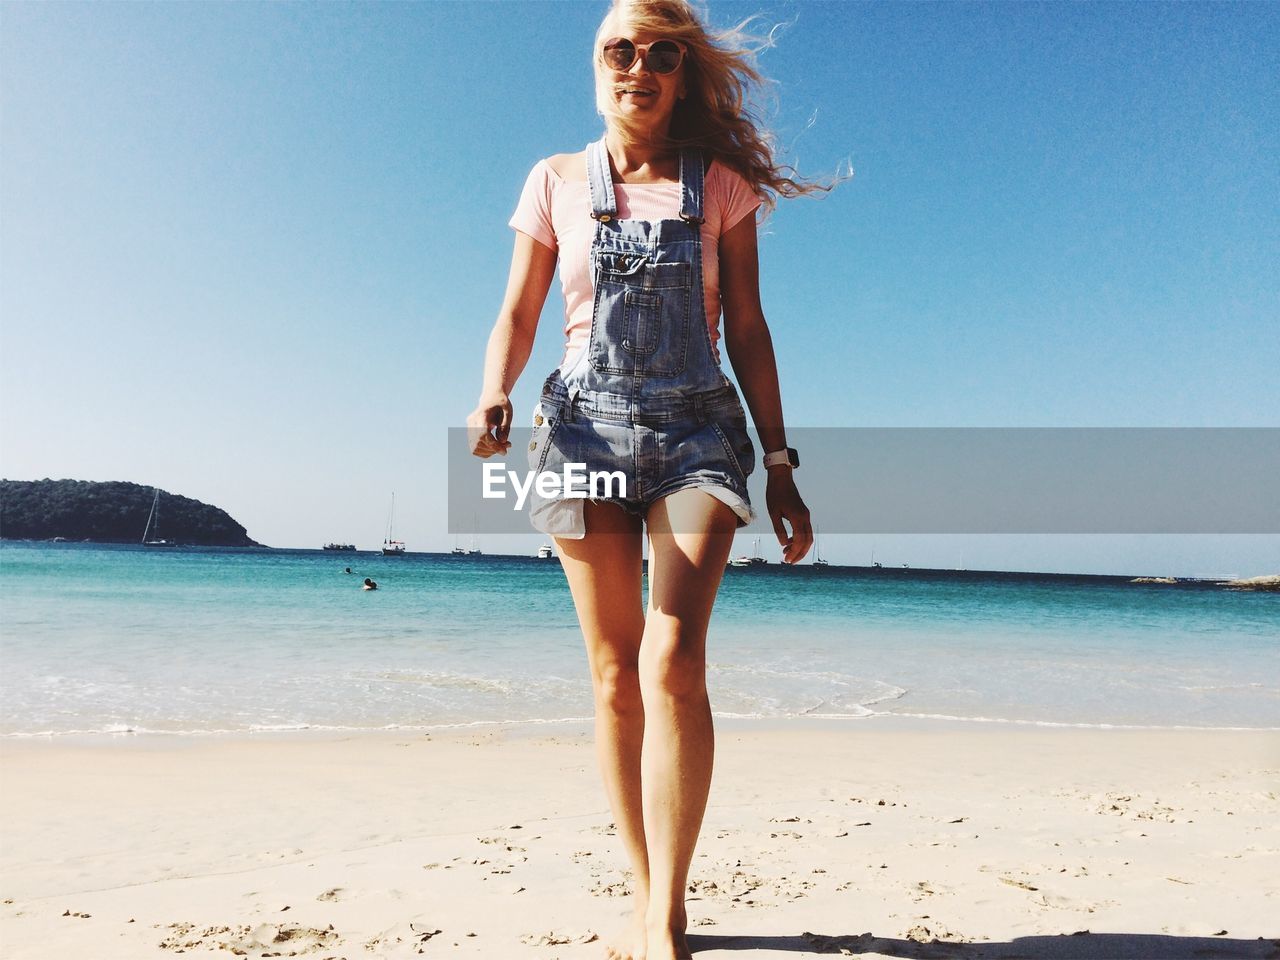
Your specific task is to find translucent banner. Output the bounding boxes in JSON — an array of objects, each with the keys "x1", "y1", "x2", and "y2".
[{"x1": 447, "y1": 427, "x2": 1279, "y2": 535}]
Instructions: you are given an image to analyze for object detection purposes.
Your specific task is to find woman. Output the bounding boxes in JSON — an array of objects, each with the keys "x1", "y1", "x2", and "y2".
[{"x1": 469, "y1": 2, "x2": 827, "y2": 956}]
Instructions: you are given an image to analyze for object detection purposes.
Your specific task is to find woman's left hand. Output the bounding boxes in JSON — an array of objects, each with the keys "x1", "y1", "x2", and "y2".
[{"x1": 765, "y1": 467, "x2": 812, "y2": 564}]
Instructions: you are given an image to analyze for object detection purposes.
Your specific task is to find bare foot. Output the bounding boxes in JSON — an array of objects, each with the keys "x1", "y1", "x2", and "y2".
[
  {"x1": 604, "y1": 907, "x2": 646, "y2": 960},
  {"x1": 643, "y1": 924, "x2": 692, "y2": 960}
]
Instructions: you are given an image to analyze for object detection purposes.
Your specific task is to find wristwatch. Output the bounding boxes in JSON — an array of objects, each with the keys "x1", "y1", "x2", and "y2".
[{"x1": 762, "y1": 447, "x2": 799, "y2": 469}]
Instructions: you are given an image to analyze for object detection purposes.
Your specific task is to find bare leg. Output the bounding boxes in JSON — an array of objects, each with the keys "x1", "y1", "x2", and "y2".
[
  {"x1": 639, "y1": 489, "x2": 737, "y2": 960},
  {"x1": 555, "y1": 500, "x2": 648, "y2": 960}
]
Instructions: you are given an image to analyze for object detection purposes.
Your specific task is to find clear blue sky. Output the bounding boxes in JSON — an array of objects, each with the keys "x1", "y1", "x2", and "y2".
[{"x1": 2, "y1": 1, "x2": 1276, "y2": 576}]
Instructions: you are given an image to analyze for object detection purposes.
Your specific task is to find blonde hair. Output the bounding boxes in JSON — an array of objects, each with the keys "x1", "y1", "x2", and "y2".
[{"x1": 592, "y1": 0, "x2": 845, "y2": 218}]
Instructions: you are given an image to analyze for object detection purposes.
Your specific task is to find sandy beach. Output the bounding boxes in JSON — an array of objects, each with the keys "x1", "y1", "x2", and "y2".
[{"x1": 1, "y1": 718, "x2": 1277, "y2": 959}]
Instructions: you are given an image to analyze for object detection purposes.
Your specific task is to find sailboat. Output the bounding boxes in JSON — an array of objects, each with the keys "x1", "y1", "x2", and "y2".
[
  {"x1": 728, "y1": 536, "x2": 766, "y2": 567},
  {"x1": 812, "y1": 525, "x2": 829, "y2": 566},
  {"x1": 141, "y1": 487, "x2": 175, "y2": 547},
  {"x1": 382, "y1": 492, "x2": 406, "y2": 555},
  {"x1": 464, "y1": 516, "x2": 482, "y2": 555}
]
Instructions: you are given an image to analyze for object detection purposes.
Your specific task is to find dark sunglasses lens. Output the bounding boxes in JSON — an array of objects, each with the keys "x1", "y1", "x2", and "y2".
[
  {"x1": 602, "y1": 39, "x2": 636, "y2": 71},
  {"x1": 647, "y1": 40, "x2": 682, "y2": 74}
]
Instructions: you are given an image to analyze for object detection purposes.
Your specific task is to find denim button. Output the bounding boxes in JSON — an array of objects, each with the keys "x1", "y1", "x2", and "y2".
[
  {"x1": 534, "y1": 414, "x2": 544, "y2": 426},
  {"x1": 529, "y1": 441, "x2": 537, "y2": 451}
]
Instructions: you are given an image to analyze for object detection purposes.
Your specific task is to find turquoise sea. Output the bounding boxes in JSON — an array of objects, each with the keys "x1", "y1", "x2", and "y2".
[{"x1": 1, "y1": 541, "x2": 1276, "y2": 737}]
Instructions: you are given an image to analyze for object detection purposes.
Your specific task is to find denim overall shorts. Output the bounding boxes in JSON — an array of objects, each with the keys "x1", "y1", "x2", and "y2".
[{"x1": 526, "y1": 135, "x2": 757, "y2": 538}]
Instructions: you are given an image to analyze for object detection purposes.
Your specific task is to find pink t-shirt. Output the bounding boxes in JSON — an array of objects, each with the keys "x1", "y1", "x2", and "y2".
[{"x1": 508, "y1": 156, "x2": 762, "y2": 370}]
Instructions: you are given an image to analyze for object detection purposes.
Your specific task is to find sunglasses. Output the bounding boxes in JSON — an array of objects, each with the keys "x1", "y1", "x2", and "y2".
[{"x1": 601, "y1": 37, "x2": 685, "y2": 75}]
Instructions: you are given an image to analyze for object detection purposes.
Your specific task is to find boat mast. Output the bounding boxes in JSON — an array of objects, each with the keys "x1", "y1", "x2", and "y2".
[{"x1": 142, "y1": 488, "x2": 160, "y2": 544}]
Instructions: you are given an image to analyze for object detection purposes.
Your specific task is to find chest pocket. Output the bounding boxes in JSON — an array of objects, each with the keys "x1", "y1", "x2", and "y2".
[{"x1": 590, "y1": 259, "x2": 692, "y2": 378}]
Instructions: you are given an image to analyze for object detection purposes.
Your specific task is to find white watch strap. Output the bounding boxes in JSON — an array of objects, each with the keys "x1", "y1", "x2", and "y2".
[{"x1": 762, "y1": 449, "x2": 792, "y2": 468}]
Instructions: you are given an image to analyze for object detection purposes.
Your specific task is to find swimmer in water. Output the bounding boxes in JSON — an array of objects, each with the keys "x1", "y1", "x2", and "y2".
[{"x1": 362, "y1": 578, "x2": 378, "y2": 591}]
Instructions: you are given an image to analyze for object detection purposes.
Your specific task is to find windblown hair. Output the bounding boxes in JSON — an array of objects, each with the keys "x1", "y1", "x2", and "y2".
[{"x1": 592, "y1": 0, "x2": 844, "y2": 216}]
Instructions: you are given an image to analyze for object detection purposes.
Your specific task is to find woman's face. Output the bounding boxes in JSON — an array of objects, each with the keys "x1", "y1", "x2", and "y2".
[{"x1": 598, "y1": 16, "x2": 685, "y2": 126}]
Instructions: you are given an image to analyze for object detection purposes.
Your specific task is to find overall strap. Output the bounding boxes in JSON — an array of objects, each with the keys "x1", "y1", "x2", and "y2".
[
  {"x1": 586, "y1": 136, "x2": 618, "y2": 221},
  {"x1": 678, "y1": 146, "x2": 705, "y2": 225}
]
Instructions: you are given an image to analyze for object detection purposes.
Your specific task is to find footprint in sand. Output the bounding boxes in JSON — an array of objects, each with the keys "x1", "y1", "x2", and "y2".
[
  {"x1": 159, "y1": 921, "x2": 341, "y2": 954},
  {"x1": 364, "y1": 920, "x2": 444, "y2": 953},
  {"x1": 157, "y1": 921, "x2": 237, "y2": 952},
  {"x1": 477, "y1": 833, "x2": 530, "y2": 849},
  {"x1": 315, "y1": 886, "x2": 405, "y2": 903},
  {"x1": 589, "y1": 880, "x2": 632, "y2": 898},
  {"x1": 234, "y1": 923, "x2": 340, "y2": 953},
  {"x1": 370, "y1": 921, "x2": 444, "y2": 943},
  {"x1": 905, "y1": 921, "x2": 971, "y2": 943},
  {"x1": 520, "y1": 930, "x2": 599, "y2": 945},
  {"x1": 688, "y1": 878, "x2": 722, "y2": 898}
]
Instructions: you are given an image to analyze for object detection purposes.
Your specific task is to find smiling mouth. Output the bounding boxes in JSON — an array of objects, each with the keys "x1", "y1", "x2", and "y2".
[{"x1": 617, "y1": 87, "x2": 657, "y2": 98}]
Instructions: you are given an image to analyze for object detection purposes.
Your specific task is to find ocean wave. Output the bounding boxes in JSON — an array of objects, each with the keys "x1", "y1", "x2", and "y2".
[
  {"x1": 870, "y1": 710, "x2": 1280, "y2": 732},
  {"x1": 5, "y1": 708, "x2": 1278, "y2": 739}
]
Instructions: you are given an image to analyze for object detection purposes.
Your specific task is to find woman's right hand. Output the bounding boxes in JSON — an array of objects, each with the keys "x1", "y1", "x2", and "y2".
[{"x1": 468, "y1": 392, "x2": 513, "y2": 458}]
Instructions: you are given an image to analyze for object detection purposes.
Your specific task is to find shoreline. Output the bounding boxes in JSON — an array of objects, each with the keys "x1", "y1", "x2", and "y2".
[
  {"x1": 4, "y1": 709, "x2": 1279, "y2": 749},
  {"x1": 3, "y1": 720, "x2": 1277, "y2": 957}
]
